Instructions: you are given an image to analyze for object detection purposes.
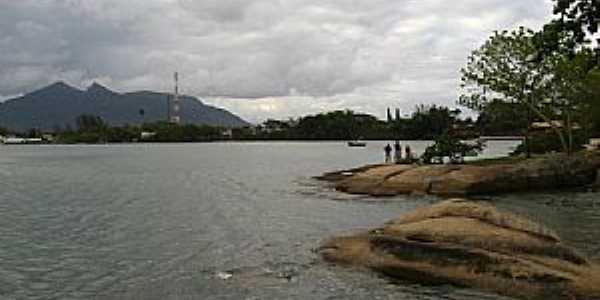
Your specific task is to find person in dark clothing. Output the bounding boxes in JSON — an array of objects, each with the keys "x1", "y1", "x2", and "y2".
[
  {"x1": 384, "y1": 143, "x2": 392, "y2": 163},
  {"x1": 394, "y1": 141, "x2": 402, "y2": 163},
  {"x1": 405, "y1": 145, "x2": 413, "y2": 162}
]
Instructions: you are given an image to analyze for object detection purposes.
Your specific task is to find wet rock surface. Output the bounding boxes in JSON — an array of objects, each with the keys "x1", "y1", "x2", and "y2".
[{"x1": 319, "y1": 199, "x2": 600, "y2": 300}]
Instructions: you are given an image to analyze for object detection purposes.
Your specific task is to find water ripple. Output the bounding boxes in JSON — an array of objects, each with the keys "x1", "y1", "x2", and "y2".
[{"x1": 0, "y1": 142, "x2": 594, "y2": 299}]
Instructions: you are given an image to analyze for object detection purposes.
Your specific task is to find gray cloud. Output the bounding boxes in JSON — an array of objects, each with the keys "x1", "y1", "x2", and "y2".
[{"x1": 0, "y1": 0, "x2": 553, "y2": 122}]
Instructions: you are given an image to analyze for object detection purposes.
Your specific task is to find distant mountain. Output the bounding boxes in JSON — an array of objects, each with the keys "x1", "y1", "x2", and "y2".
[{"x1": 0, "y1": 82, "x2": 249, "y2": 131}]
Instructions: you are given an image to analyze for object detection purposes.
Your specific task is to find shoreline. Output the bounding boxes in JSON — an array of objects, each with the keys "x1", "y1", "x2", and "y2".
[{"x1": 317, "y1": 151, "x2": 600, "y2": 197}]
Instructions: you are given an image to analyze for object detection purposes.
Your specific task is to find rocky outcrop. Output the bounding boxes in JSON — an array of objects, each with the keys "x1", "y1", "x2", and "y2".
[
  {"x1": 372, "y1": 165, "x2": 461, "y2": 196},
  {"x1": 335, "y1": 164, "x2": 415, "y2": 195},
  {"x1": 320, "y1": 153, "x2": 600, "y2": 197},
  {"x1": 319, "y1": 199, "x2": 600, "y2": 300}
]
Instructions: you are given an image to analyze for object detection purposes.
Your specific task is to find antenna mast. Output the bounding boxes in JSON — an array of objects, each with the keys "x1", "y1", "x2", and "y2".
[{"x1": 169, "y1": 72, "x2": 181, "y2": 124}]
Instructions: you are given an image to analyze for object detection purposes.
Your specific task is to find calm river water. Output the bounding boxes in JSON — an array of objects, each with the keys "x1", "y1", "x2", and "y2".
[{"x1": 1, "y1": 142, "x2": 598, "y2": 300}]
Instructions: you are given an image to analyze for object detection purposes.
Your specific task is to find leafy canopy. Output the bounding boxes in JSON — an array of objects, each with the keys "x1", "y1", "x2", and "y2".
[
  {"x1": 460, "y1": 27, "x2": 543, "y2": 111},
  {"x1": 552, "y1": 0, "x2": 600, "y2": 44}
]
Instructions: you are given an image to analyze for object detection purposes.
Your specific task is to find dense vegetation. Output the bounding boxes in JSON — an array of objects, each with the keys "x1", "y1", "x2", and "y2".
[
  {"x1": 52, "y1": 115, "x2": 225, "y2": 144},
  {"x1": 5, "y1": 105, "x2": 482, "y2": 143},
  {"x1": 235, "y1": 107, "x2": 478, "y2": 141},
  {"x1": 8, "y1": 93, "x2": 597, "y2": 145},
  {"x1": 459, "y1": 0, "x2": 600, "y2": 156},
  {"x1": 389, "y1": 106, "x2": 475, "y2": 140},
  {"x1": 476, "y1": 101, "x2": 529, "y2": 136},
  {"x1": 421, "y1": 134, "x2": 484, "y2": 164}
]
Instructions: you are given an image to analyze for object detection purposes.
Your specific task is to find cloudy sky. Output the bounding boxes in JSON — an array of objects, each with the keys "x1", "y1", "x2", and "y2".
[{"x1": 0, "y1": 0, "x2": 554, "y2": 123}]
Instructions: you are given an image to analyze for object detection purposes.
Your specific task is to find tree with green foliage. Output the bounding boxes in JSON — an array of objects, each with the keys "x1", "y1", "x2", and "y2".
[
  {"x1": 247, "y1": 107, "x2": 473, "y2": 141},
  {"x1": 545, "y1": 49, "x2": 597, "y2": 153},
  {"x1": 540, "y1": 1, "x2": 600, "y2": 151},
  {"x1": 476, "y1": 100, "x2": 528, "y2": 136},
  {"x1": 460, "y1": 26, "x2": 593, "y2": 155},
  {"x1": 421, "y1": 133, "x2": 484, "y2": 164},
  {"x1": 290, "y1": 110, "x2": 388, "y2": 140},
  {"x1": 66, "y1": 114, "x2": 110, "y2": 143},
  {"x1": 105, "y1": 125, "x2": 141, "y2": 143},
  {"x1": 460, "y1": 27, "x2": 546, "y2": 156},
  {"x1": 259, "y1": 119, "x2": 294, "y2": 140},
  {"x1": 56, "y1": 119, "x2": 226, "y2": 144},
  {"x1": 582, "y1": 68, "x2": 600, "y2": 135},
  {"x1": 391, "y1": 105, "x2": 464, "y2": 140},
  {"x1": 551, "y1": 0, "x2": 600, "y2": 47},
  {"x1": 75, "y1": 115, "x2": 107, "y2": 133}
]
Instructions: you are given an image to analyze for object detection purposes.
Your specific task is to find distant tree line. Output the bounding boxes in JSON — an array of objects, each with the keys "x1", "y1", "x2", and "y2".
[
  {"x1": 51, "y1": 114, "x2": 224, "y2": 144},
  {"x1": 4, "y1": 100, "x2": 566, "y2": 144},
  {"x1": 234, "y1": 106, "x2": 480, "y2": 141},
  {"x1": 5, "y1": 100, "x2": 599, "y2": 145}
]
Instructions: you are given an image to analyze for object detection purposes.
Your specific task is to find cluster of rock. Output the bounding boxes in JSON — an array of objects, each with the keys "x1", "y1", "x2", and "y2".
[
  {"x1": 319, "y1": 199, "x2": 600, "y2": 300},
  {"x1": 318, "y1": 153, "x2": 600, "y2": 197}
]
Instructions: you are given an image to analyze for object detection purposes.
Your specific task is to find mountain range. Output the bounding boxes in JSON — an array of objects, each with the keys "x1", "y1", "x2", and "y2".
[{"x1": 0, "y1": 82, "x2": 249, "y2": 131}]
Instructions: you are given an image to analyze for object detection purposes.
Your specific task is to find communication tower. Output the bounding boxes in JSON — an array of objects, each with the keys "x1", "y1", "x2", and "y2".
[{"x1": 169, "y1": 72, "x2": 181, "y2": 124}]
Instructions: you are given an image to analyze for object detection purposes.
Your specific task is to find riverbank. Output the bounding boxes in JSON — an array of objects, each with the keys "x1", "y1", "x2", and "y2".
[{"x1": 317, "y1": 152, "x2": 600, "y2": 197}]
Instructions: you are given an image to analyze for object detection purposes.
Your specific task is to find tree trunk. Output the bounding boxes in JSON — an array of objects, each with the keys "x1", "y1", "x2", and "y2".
[
  {"x1": 566, "y1": 110, "x2": 573, "y2": 156},
  {"x1": 525, "y1": 105, "x2": 531, "y2": 158}
]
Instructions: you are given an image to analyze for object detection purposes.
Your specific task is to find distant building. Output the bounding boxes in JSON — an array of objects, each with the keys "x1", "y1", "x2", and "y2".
[
  {"x1": 2, "y1": 137, "x2": 43, "y2": 144},
  {"x1": 42, "y1": 134, "x2": 54, "y2": 143},
  {"x1": 531, "y1": 121, "x2": 581, "y2": 130},
  {"x1": 222, "y1": 129, "x2": 233, "y2": 138},
  {"x1": 140, "y1": 131, "x2": 157, "y2": 140}
]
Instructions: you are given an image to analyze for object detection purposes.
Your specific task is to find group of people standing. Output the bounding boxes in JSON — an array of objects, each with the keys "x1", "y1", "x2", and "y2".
[{"x1": 384, "y1": 141, "x2": 413, "y2": 164}]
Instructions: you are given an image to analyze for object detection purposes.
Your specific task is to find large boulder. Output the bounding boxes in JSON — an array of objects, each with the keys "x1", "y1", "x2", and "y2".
[
  {"x1": 372, "y1": 165, "x2": 459, "y2": 196},
  {"x1": 335, "y1": 164, "x2": 416, "y2": 195},
  {"x1": 319, "y1": 199, "x2": 600, "y2": 300},
  {"x1": 322, "y1": 153, "x2": 600, "y2": 197},
  {"x1": 428, "y1": 164, "x2": 520, "y2": 195}
]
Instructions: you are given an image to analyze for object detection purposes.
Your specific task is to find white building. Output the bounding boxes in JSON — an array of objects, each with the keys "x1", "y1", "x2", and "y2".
[
  {"x1": 140, "y1": 131, "x2": 157, "y2": 140},
  {"x1": 2, "y1": 137, "x2": 43, "y2": 144}
]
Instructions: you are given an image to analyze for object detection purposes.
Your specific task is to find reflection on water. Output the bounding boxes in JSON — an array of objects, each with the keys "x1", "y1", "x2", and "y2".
[{"x1": 0, "y1": 141, "x2": 595, "y2": 300}]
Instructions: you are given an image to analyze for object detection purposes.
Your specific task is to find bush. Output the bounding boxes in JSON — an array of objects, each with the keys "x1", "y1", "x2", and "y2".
[
  {"x1": 421, "y1": 134, "x2": 485, "y2": 164},
  {"x1": 513, "y1": 131, "x2": 587, "y2": 155}
]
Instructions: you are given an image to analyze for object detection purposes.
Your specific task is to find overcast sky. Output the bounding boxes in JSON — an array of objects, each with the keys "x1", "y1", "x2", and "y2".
[{"x1": 0, "y1": 0, "x2": 554, "y2": 123}]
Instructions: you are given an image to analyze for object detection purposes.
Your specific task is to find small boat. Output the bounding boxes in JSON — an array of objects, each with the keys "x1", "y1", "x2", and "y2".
[{"x1": 348, "y1": 141, "x2": 367, "y2": 147}]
